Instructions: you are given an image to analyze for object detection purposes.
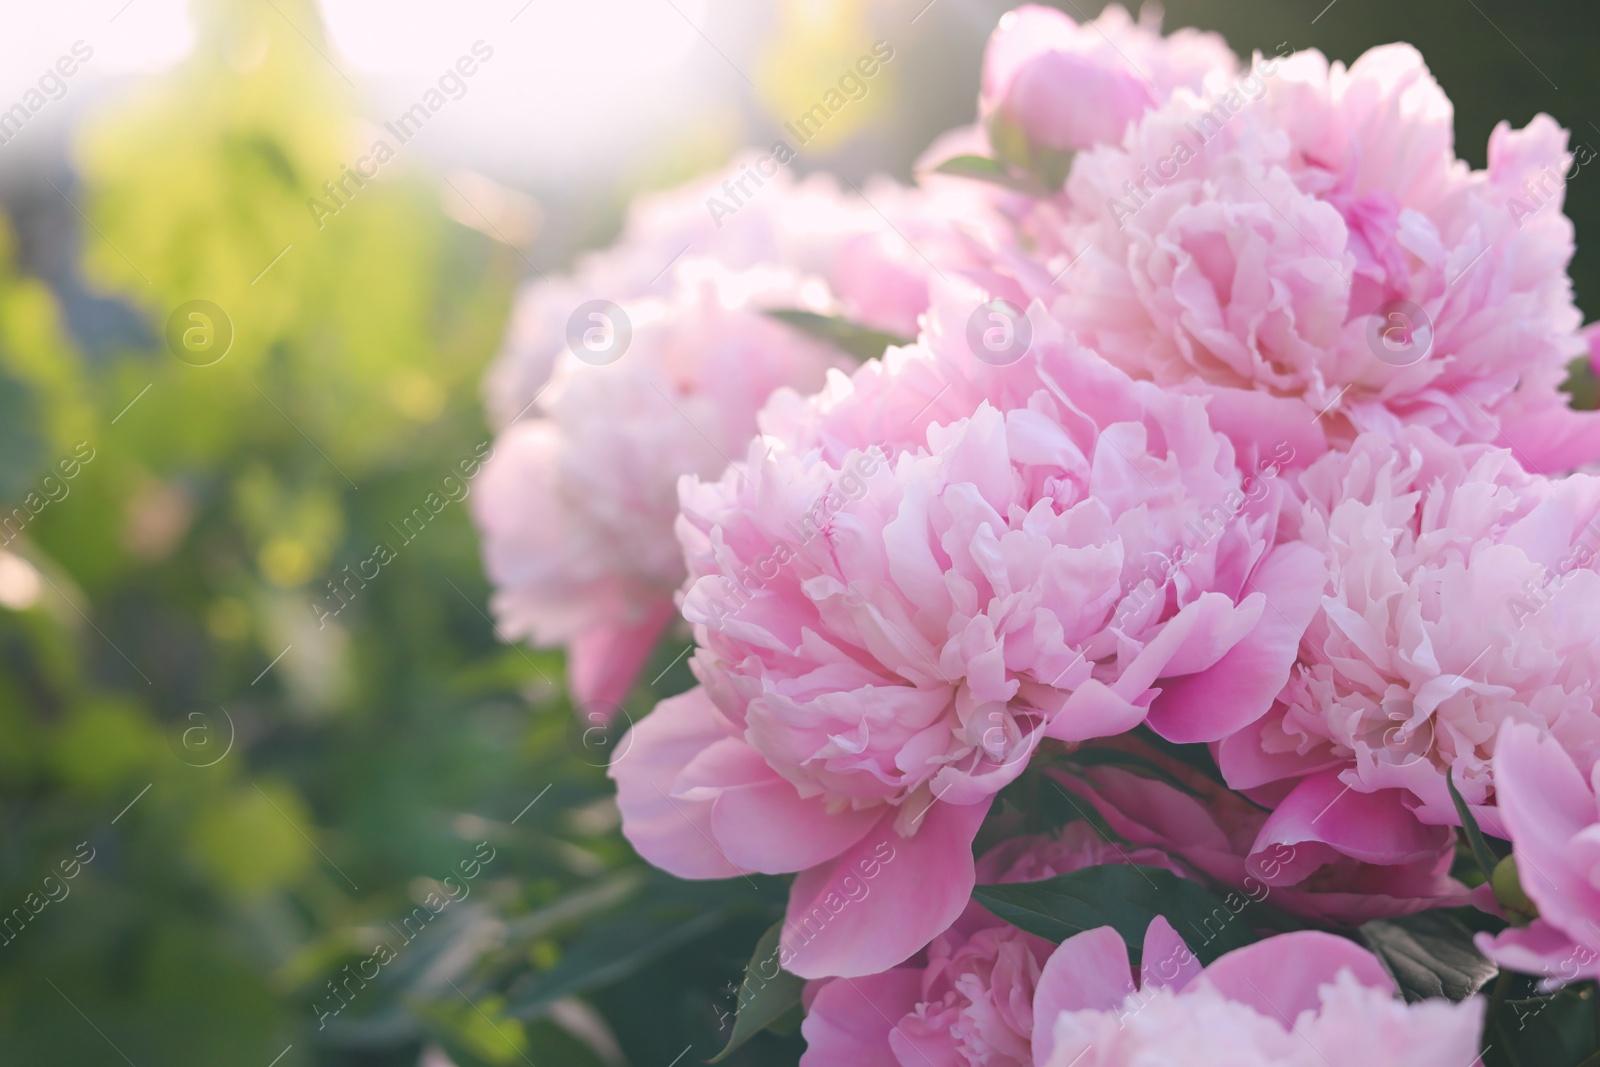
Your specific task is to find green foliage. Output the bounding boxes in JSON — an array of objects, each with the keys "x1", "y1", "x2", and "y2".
[
  {"x1": 1357, "y1": 911, "x2": 1498, "y2": 1003},
  {"x1": 711, "y1": 921, "x2": 807, "y2": 1063},
  {"x1": 974, "y1": 863, "x2": 1261, "y2": 965}
]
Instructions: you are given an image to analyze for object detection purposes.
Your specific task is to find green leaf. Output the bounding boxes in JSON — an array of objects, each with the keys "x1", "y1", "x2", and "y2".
[
  {"x1": 710, "y1": 921, "x2": 806, "y2": 1063},
  {"x1": 1358, "y1": 911, "x2": 1498, "y2": 1002},
  {"x1": 766, "y1": 310, "x2": 910, "y2": 362},
  {"x1": 1485, "y1": 984, "x2": 1600, "y2": 1067},
  {"x1": 505, "y1": 908, "x2": 730, "y2": 1018},
  {"x1": 929, "y1": 154, "x2": 1049, "y2": 195},
  {"x1": 503, "y1": 875, "x2": 774, "y2": 1020},
  {"x1": 1447, "y1": 769, "x2": 1500, "y2": 883},
  {"x1": 974, "y1": 864, "x2": 1261, "y2": 966}
]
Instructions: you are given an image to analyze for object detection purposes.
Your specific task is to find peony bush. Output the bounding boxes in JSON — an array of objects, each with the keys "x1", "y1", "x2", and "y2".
[{"x1": 472, "y1": 4, "x2": 1600, "y2": 1063}]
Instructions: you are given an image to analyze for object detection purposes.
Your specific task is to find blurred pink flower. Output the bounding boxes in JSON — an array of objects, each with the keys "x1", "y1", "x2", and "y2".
[
  {"x1": 1216, "y1": 428, "x2": 1600, "y2": 850},
  {"x1": 473, "y1": 262, "x2": 845, "y2": 708},
  {"x1": 1039, "y1": 923, "x2": 1483, "y2": 1067},
  {"x1": 612, "y1": 300, "x2": 1322, "y2": 978},
  {"x1": 482, "y1": 158, "x2": 974, "y2": 425},
  {"x1": 1038, "y1": 42, "x2": 1597, "y2": 470},
  {"x1": 1476, "y1": 722, "x2": 1600, "y2": 985}
]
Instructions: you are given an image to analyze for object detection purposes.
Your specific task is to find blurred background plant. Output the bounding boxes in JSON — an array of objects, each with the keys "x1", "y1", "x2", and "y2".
[{"x1": 0, "y1": 0, "x2": 1594, "y2": 1064}]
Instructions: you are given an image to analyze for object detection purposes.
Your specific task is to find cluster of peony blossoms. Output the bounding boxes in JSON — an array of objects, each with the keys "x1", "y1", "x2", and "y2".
[{"x1": 472, "y1": 4, "x2": 1600, "y2": 1063}]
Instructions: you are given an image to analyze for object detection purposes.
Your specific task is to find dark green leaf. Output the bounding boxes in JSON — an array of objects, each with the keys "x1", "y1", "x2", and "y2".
[
  {"x1": 710, "y1": 921, "x2": 806, "y2": 1063},
  {"x1": 929, "y1": 154, "x2": 1049, "y2": 195},
  {"x1": 1485, "y1": 984, "x2": 1600, "y2": 1067},
  {"x1": 974, "y1": 864, "x2": 1260, "y2": 965},
  {"x1": 766, "y1": 310, "x2": 910, "y2": 362},
  {"x1": 1358, "y1": 911, "x2": 1498, "y2": 1002},
  {"x1": 1448, "y1": 768, "x2": 1500, "y2": 882},
  {"x1": 505, "y1": 908, "x2": 730, "y2": 1018},
  {"x1": 503, "y1": 873, "x2": 779, "y2": 1020}
]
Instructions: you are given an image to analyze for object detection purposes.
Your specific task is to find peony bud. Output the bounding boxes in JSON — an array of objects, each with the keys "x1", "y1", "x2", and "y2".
[
  {"x1": 980, "y1": 6, "x2": 1154, "y2": 186},
  {"x1": 1491, "y1": 854, "x2": 1538, "y2": 927}
]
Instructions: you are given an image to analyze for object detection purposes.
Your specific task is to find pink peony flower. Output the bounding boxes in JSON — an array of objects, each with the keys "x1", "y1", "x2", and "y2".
[
  {"x1": 1039, "y1": 922, "x2": 1484, "y2": 1066},
  {"x1": 1475, "y1": 722, "x2": 1600, "y2": 985},
  {"x1": 1215, "y1": 428, "x2": 1600, "y2": 853},
  {"x1": 1036, "y1": 42, "x2": 1597, "y2": 470},
  {"x1": 472, "y1": 262, "x2": 845, "y2": 708},
  {"x1": 980, "y1": 5, "x2": 1235, "y2": 181},
  {"x1": 799, "y1": 824, "x2": 1183, "y2": 1067},
  {"x1": 611, "y1": 295, "x2": 1323, "y2": 978}
]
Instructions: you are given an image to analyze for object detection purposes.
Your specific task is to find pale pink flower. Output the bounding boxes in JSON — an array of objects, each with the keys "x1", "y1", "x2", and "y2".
[
  {"x1": 1040, "y1": 42, "x2": 1597, "y2": 470},
  {"x1": 473, "y1": 263, "x2": 844, "y2": 708},
  {"x1": 483, "y1": 157, "x2": 964, "y2": 425},
  {"x1": 612, "y1": 296, "x2": 1322, "y2": 978},
  {"x1": 1039, "y1": 923, "x2": 1484, "y2": 1067},
  {"x1": 1475, "y1": 722, "x2": 1600, "y2": 985},
  {"x1": 1216, "y1": 428, "x2": 1600, "y2": 854}
]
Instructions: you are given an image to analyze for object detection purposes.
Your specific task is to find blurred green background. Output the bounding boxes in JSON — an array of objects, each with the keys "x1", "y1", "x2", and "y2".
[{"x1": 0, "y1": 0, "x2": 1593, "y2": 1063}]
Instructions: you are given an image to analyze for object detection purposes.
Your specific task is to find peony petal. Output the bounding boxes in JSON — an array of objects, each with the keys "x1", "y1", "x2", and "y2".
[
  {"x1": 1146, "y1": 542, "x2": 1326, "y2": 743},
  {"x1": 798, "y1": 971, "x2": 923, "y2": 1067},
  {"x1": 1477, "y1": 920, "x2": 1600, "y2": 987},
  {"x1": 782, "y1": 799, "x2": 991, "y2": 979},
  {"x1": 1031, "y1": 925, "x2": 1136, "y2": 1064},
  {"x1": 1190, "y1": 931, "x2": 1394, "y2": 1021},
  {"x1": 1493, "y1": 722, "x2": 1600, "y2": 946},
  {"x1": 1140, "y1": 915, "x2": 1202, "y2": 993},
  {"x1": 1250, "y1": 772, "x2": 1452, "y2": 877},
  {"x1": 712, "y1": 776, "x2": 882, "y2": 874},
  {"x1": 610, "y1": 687, "x2": 750, "y2": 879},
  {"x1": 566, "y1": 602, "x2": 676, "y2": 709}
]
